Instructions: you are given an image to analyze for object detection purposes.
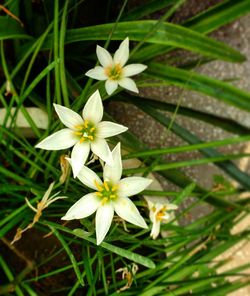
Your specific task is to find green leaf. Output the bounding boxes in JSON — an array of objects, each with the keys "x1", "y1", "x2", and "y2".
[
  {"x1": 41, "y1": 21, "x2": 245, "y2": 62},
  {"x1": 147, "y1": 62, "x2": 250, "y2": 112},
  {"x1": 0, "y1": 17, "x2": 31, "y2": 40}
]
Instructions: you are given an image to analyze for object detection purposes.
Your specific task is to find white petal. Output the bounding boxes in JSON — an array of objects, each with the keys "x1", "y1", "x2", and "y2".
[
  {"x1": 103, "y1": 142, "x2": 122, "y2": 184},
  {"x1": 105, "y1": 80, "x2": 118, "y2": 95},
  {"x1": 123, "y1": 64, "x2": 147, "y2": 77},
  {"x1": 114, "y1": 196, "x2": 147, "y2": 229},
  {"x1": 167, "y1": 204, "x2": 178, "y2": 210},
  {"x1": 91, "y1": 138, "x2": 112, "y2": 165},
  {"x1": 82, "y1": 90, "x2": 103, "y2": 124},
  {"x1": 77, "y1": 165, "x2": 103, "y2": 190},
  {"x1": 150, "y1": 219, "x2": 161, "y2": 239},
  {"x1": 61, "y1": 193, "x2": 99, "y2": 220},
  {"x1": 118, "y1": 177, "x2": 152, "y2": 198},
  {"x1": 114, "y1": 37, "x2": 129, "y2": 67},
  {"x1": 118, "y1": 77, "x2": 138, "y2": 93},
  {"x1": 95, "y1": 203, "x2": 114, "y2": 245},
  {"x1": 35, "y1": 129, "x2": 78, "y2": 150},
  {"x1": 96, "y1": 45, "x2": 113, "y2": 68},
  {"x1": 85, "y1": 66, "x2": 107, "y2": 81},
  {"x1": 71, "y1": 142, "x2": 90, "y2": 178},
  {"x1": 97, "y1": 121, "x2": 128, "y2": 138},
  {"x1": 53, "y1": 104, "x2": 83, "y2": 129}
]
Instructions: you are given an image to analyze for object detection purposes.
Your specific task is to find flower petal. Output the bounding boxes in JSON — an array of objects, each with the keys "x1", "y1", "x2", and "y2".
[
  {"x1": 114, "y1": 37, "x2": 129, "y2": 67},
  {"x1": 61, "y1": 193, "x2": 99, "y2": 220},
  {"x1": 118, "y1": 77, "x2": 139, "y2": 93},
  {"x1": 82, "y1": 90, "x2": 103, "y2": 124},
  {"x1": 105, "y1": 79, "x2": 118, "y2": 95},
  {"x1": 85, "y1": 66, "x2": 107, "y2": 81},
  {"x1": 35, "y1": 129, "x2": 78, "y2": 150},
  {"x1": 123, "y1": 64, "x2": 147, "y2": 77},
  {"x1": 97, "y1": 121, "x2": 128, "y2": 138},
  {"x1": 114, "y1": 196, "x2": 147, "y2": 228},
  {"x1": 150, "y1": 219, "x2": 161, "y2": 240},
  {"x1": 71, "y1": 141, "x2": 90, "y2": 178},
  {"x1": 167, "y1": 204, "x2": 178, "y2": 210},
  {"x1": 91, "y1": 138, "x2": 112, "y2": 165},
  {"x1": 95, "y1": 203, "x2": 114, "y2": 245},
  {"x1": 103, "y1": 142, "x2": 122, "y2": 184},
  {"x1": 77, "y1": 165, "x2": 103, "y2": 190},
  {"x1": 118, "y1": 177, "x2": 152, "y2": 198},
  {"x1": 53, "y1": 104, "x2": 84, "y2": 129},
  {"x1": 96, "y1": 45, "x2": 113, "y2": 68}
]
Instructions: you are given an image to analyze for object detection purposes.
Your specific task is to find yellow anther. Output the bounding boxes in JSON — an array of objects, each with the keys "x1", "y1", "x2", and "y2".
[
  {"x1": 94, "y1": 180, "x2": 104, "y2": 192},
  {"x1": 83, "y1": 120, "x2": 89, "y2": 128},
  {"x1": 111, "y1": 185, "x2": 118, "y2": 192},
  {"x1": 74, "y1": 131, "x2": 83, "y2": 136},
  {"x1": 74, "y1": 124, "x2": 83, "y2": 130},
  {"x1": 95, "y1": 192, "x2": 103, "y2": 197},
  {"x1": 101, "y1": 197, "x2": 108, "y2": 205},
  {"x1": 90, "y1": 127, "x2": 95, "y2": 133},
  {"x1": 103, "y1": 181, "x2": 109, "y2": 191},
  {"x1": 110, "y1": 194, "x2": 116, "y2": 199},
  {"x1": 79, "y1": 137, "x2": 85, "y2": 143},
  {"x1": 88, "y1": 135, "x2": 94, "y2": 141}
]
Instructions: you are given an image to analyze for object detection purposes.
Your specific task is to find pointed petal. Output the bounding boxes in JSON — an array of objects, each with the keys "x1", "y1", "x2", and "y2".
[
  {"x1": 150, "y1": 219, "x2": 161, "y2": 239},
  {"x1": 61, "y1": 193, "x2": 99, "y2": 220},
  {"x1": 118, "y1": 177, "x2": 152, "y2": 198},
  {"x1": 114, "y1": 37, "x2": 129, "y2": 67},
  {"x1": 82, "y1": 90, "x2": 103, "y2": 124},
  {"x1": 77, "y1": 165, "x2": 103, "y2": 190},
  {"x1": 85, "y1": 66, "x2": 107, "y2": 81},
  {"x1": 97, "y1": 121, "x2": 128, "y2": 138},
  {"x1": 96, "y1": 45, "x2": 113, "y2": 68},
  {"x1": 71, "y1": 142, "x2": 90, "y2": 177},
  {"x1": 95, "y1": 203, "x2": 114, "y2": 245},
  {"x1": 123, "y1": 64, "x2": 147, "y2": 77},
  {"x1": 103, "y1": 142, "x2": 122, "y2": 183},
  {"x1": 35, "y1": 129, "x2": 78, "y2": 150},
  {"x1": 114, "y1": 196, "x2": 147, "y2": 228},
  {"x1": 91, "y1": 138, "x2": 112, "y2": 165},
  {"x1": 167, "y1": 204, "x2": 178, "y2": 210},
  {"x1": 118, "y1": 77, "x2": 138, "y2": 93},
  {"x1": 105, "y1": 79, "x2": 118, "y2": 95},
  {"x1": 54, "y1": 104, "x2": 83, "y2": 129}
]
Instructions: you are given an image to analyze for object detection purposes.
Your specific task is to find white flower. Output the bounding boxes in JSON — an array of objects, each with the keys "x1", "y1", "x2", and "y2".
[
  {"x1": 85, "y1": 37, "x2": 147, "y2": 95},
  {"x1": 146, "y1": 197, "x2": 178, "y2": 240},
  {"x1": 35, "y1": 90, "x2": 128, "y2": 177},
  {"x1": 62, "y1": 143, "x2": 152, "y2": 245}
]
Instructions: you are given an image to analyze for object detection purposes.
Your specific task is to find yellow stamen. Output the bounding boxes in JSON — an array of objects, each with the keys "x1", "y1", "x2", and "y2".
[
  {"x1": 90, "y1": 127, "x2": 95, "y2": 133},
  {"x1": 94, "y1": 180, "x2": 104, "y2": 192},
  {"x1": 88, "y1": 135, "x2": 94, "y2": 141},
  {"x1": 74, "y1": 131, "x2": 83, "y2": 136},
  {"x1": 84, "y1": 120, "x2": 89, "y2": 128},
  {"x1": 79, "y1": 137, "x2": 85, "y2": 143},
  {"x1": 101, "y1": 197, "x2": 109, "y2": 205},
  {"x1": 110, "y1": 194, "x2": 116, "y2": 199},
  {"x1": 103, "y1": 181, "x2": 109, "y2": 191},
  {"x1": 74, "y1": 124, "x2": 83, "y2": 130},
  {"x1": 111, "y1": 185, "x2": 118, "y2": 192},
  {"x1": 95, "y1": 192, "x2": 103, "y2": 197}
]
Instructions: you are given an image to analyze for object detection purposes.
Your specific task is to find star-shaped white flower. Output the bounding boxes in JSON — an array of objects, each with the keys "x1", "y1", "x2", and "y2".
[
  {"x1": 85, "y1": 37, "x2": 147, "y2": 95},
  {"x1": 146, "y1": 197, "x2": 178, "y2": 240},
  {"x1": 62, "y1": 143, "x2": 152, "y2": 245},
  {"x1": 36, "y1": 90, "x2": 128, "y2": 177}
]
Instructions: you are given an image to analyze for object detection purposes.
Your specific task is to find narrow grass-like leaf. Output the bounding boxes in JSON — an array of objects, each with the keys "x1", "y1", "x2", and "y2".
[
  {"x1": 146, "y1": 62, "x2": 250, "y2": 112},
  {"x1": 41, "y1": 21, "x2": 245, "y2": 62},
  {"x1": 0, "y1": 17, "x2": 31, "y2": 40}
]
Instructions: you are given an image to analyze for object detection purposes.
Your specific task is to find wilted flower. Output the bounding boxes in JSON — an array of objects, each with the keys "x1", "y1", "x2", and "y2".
[
  {"x1": 62, "y1": 143, "x2": 152, "y2": 245},
  {"x1": 36, "y1": 90, "x2": 127, "y2": 177},
  {"x1": 85, "y1": 37, "x2": 147, "y2": 95},
  {"x1": 146, "y1": 197, "x2": 178, "y2": 239}
]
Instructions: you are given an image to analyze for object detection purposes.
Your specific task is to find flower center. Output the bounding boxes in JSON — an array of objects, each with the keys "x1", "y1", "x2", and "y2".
[
  {"x1": 74, "y1": 120, "x2": 96, "y2": 143},
  {"x1": 94, "y1": 180, "x2": 119, "y2": 205},
  {"x1": 156, "y1": 207, "x2": 167, "y2": 221},
  {"x1": 105, "y1": 64, "x2": 123, "y2": 80}
]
